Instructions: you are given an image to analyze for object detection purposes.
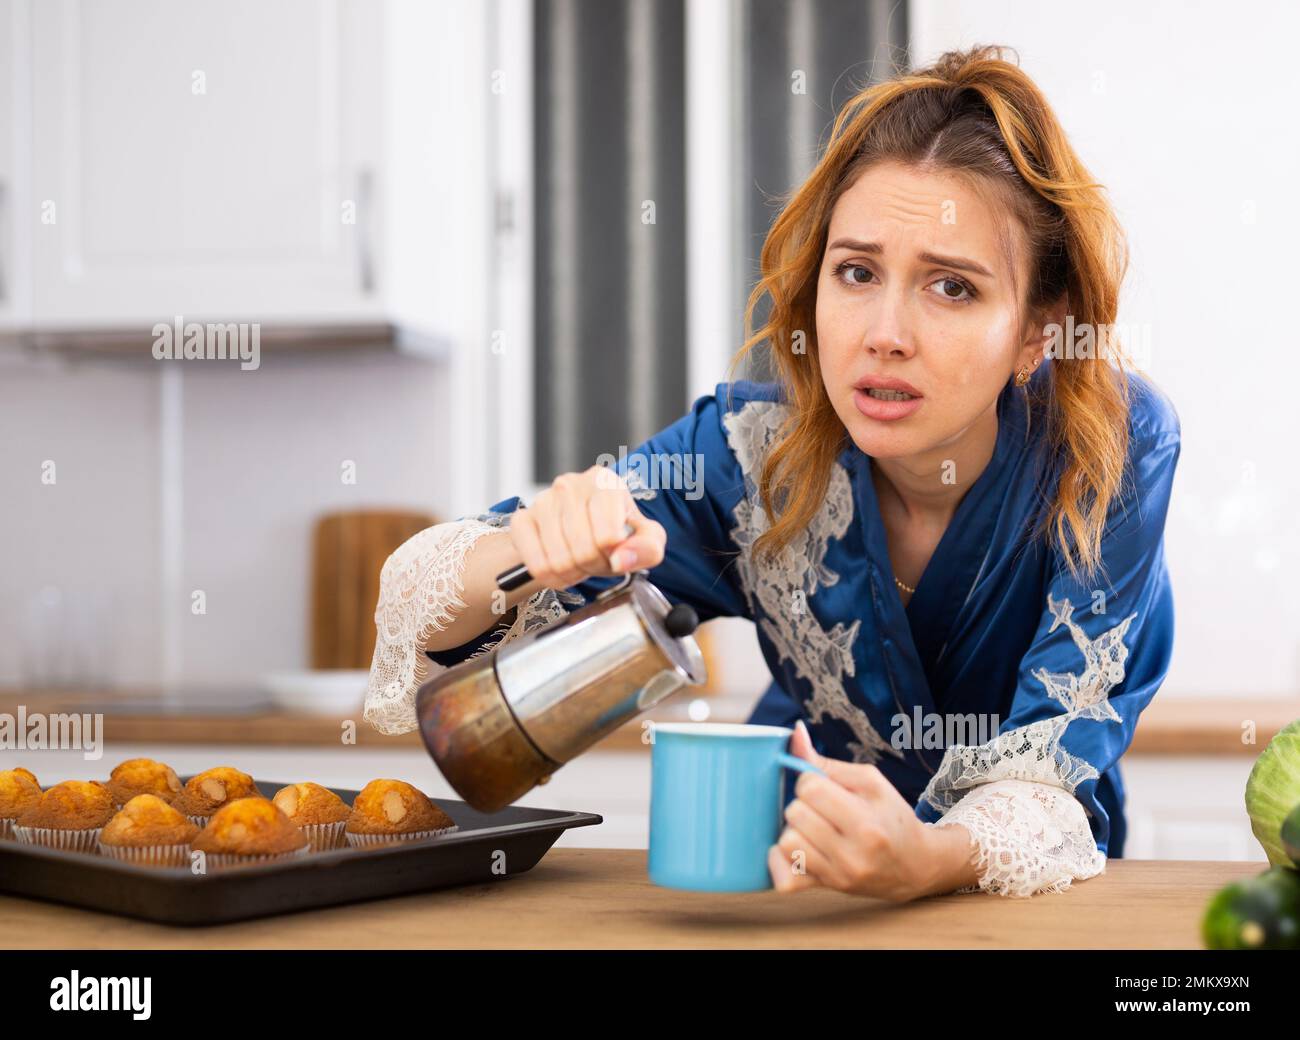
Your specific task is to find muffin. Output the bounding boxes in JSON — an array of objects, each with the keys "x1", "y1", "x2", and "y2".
[
  {"x1": 344, "y1": 779, "x2": 458, "y2": 848},
  {"x1": 190, "y1": 797, "x2": 310, "y2": 870},
  {"x1": 272, "y1": 782, "x2": 351, "y2": 850},
  {"x1": 98, "y1": 794, "x2": 199, "y2": 867},
  {"x1": 173, "y1": 766, "x2": 259, "y2": 828},
  {"x1": 13, "y1": 780, "x2": 116, "y2": 852},
  {"x1": 0, "y1": 769, "x2": 42, "y2": 840},
  {"x1": 105, "y1": 758, "x2": 182, "y2": 807},
  {"x1": 12, "y1": 767, "x2": 39, "y2": 790}
]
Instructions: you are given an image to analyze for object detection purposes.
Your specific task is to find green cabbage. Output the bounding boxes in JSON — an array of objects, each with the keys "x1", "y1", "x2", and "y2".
[{"x1": 1246, "y1": 719, "x2": 1300, "y2": 866}]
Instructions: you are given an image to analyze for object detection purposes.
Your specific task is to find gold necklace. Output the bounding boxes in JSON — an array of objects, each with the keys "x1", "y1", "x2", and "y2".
[{"x1": 874, "y1": 469, "x2": 919, "y2": 598}]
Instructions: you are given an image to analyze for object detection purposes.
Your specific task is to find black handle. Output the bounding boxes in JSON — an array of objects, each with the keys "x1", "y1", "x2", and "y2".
[
  {"x1": 663, "y1": 603, "x2": 699, "y2": 639},
  {"x1": 495, "y1": 562, "x2": 533, "y2": 593},
  {"x1": 495, "y1": 521, "x2": 636, "y2": 592}
]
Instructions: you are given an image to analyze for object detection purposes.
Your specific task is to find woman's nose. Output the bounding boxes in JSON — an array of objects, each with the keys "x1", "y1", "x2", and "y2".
[{"x1": 861, "y1": 289, "x2": 916, "y2": 359}]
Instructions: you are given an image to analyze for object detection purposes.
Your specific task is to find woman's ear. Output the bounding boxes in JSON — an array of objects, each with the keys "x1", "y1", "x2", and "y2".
[{"x1": 1017, "y1": 293, "x2": 1068, "y2": 376}]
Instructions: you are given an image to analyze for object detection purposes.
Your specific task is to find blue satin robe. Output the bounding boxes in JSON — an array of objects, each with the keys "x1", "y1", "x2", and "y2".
[{"x1": 428, "y1": 365, "x2": 1181, "y2": 858}]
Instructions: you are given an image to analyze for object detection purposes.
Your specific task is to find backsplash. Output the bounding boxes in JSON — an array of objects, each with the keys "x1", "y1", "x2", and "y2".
[{"x1": 0, "y1": 350, "x2": 450, "y2": 690}]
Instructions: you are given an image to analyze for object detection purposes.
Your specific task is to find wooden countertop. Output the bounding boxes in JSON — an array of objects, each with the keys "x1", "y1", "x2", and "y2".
[
  {"x1": 1, "y1": 689, "x2": 1295, "y2": 755},
  {"x1": 0, "y1": 849, "x2": 1263, "y2": 949}
]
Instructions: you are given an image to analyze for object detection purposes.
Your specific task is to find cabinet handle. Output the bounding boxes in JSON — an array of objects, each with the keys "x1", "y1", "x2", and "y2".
[{"x1": 357, "y1": 167, "x2": 374, "y2": 294}]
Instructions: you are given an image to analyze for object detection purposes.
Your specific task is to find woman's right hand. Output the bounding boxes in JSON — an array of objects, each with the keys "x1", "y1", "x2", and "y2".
[{"x1": 507, "y1": 465, "x2": 667, "y2": 591}]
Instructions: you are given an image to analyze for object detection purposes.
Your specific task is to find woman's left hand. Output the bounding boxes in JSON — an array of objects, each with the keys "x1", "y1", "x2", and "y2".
[{"x1": 767, "y1": 720, "x2": 976, "y2": 901}]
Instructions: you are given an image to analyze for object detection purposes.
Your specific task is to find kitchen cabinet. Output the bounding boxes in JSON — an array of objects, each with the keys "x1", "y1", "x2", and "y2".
[
  {"x1": 0, "y1": 0, "x2": 27, "y2": 329},
  {"x1": 6, "y1": 0, "x2": 501, "y2": 512},
  {"x1": 29, "y1": 0, "x2": 387, "y2": 324},
  {"x1": 1121, "y1": 756, "x2": 1260, "y2": 860}
]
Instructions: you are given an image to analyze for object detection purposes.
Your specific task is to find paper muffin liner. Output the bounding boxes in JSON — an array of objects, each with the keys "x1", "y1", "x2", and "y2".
[
  {"x1": 186, "y1": 807, "x2": 249, "y2": 830},
  {"x1": 12, "y1": 825, "x2": 104, "y2": 853},
  {"x1": 345, "y1": 825, "x2": 459, "y2": 848},
  {"x1": 194, "y1": 844, "x2": 312, "y2": 872},
  {"x1": 97, "y1": 841, "x2": 192, "y2": 868},
  {"x1": 297, "y1": 819, "x2": 348, "y2": 851},
  {"x1": 0, "y1": 818, "x2": 15, "y2": 841}
]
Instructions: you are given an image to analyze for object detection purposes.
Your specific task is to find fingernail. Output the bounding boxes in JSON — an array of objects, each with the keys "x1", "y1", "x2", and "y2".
[{"x1": 614, "y1": 549, "x2": 637, "y2": 571}]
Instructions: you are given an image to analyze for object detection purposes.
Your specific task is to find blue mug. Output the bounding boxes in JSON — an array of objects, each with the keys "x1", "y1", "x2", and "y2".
[{"x1": 647, "y1": 722, "x2": 826, "y2": 892}]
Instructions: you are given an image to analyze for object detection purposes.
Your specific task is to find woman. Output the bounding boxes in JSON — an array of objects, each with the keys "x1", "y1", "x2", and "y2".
[{"x1": 364, "y1": 45, "x2": 1180, "y2": 901}]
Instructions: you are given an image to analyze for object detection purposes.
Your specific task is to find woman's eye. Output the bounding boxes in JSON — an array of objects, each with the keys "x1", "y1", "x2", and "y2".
[
  {"x1": 930, "y1": 276, "x2": 975, "y2": 302},
  {"x1": 833, "y1": 263, "x2": 975, "y2": 303},
  {"x1": 835, "y1": 262, "x2": 872, "y2": 286}
]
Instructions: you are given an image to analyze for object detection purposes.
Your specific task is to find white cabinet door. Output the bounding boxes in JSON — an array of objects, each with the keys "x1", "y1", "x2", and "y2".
[
  {"x1": 0, "y1": 0, "x2": 29, "y2": 329},
  {"x1": 30, "y1": 0, "x2": 384, "y2": 324},
  {"x1": 1122, "y1": 756, "x2": 1263, "y2": 861}
]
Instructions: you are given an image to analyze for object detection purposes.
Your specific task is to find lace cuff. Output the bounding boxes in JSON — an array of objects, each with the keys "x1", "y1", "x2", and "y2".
[
  {"x1": 931, "y1": 779, "x2": 1107, "y2": 898},
  {"x1": 362, "y1": 519, "x2": 505, "y2": 734},
  {"x1": 362, "y1": 516, "x2": 592, "y2": 735}
]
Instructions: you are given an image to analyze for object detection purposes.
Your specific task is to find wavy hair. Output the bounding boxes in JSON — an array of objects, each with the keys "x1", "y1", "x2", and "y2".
[{"x1": 726, "y1": 44, "x2": 1138, "y2": 585}]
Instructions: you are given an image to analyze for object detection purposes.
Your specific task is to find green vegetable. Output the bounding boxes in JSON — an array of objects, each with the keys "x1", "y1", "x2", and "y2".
[
  {"x1": 1284, "y1": 805, "x2": 1300, "y2": 868},
  {"x1": 1202, "y1": 866, "x2": 1300, "y2": 950},
  {"x1": 1245, "y1": 718, "x2": 1300, "y2": 866}
]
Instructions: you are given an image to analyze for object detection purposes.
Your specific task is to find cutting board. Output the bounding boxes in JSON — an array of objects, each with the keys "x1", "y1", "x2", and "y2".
[{"x1": 310, "y1": 509, "x2": 436, "y2": 669}]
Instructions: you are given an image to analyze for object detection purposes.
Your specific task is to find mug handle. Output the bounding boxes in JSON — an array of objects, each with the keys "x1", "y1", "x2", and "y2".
[{"x1": 776, "y1": 751, "x2": 826, "y2": 778}]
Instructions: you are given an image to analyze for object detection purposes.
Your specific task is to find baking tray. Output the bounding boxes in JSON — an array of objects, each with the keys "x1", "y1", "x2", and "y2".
[{"x1": 0, "y1": 779, "x2": 602, "y2": 926}]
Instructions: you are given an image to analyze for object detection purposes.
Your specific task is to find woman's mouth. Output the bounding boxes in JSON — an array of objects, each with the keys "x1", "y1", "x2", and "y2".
[
  {"x1": 863, "y1": 388, "x2": 915, "y2": 401},
  {"x1": 853, "y1": 386, "x2": 923, "y2": 421}
]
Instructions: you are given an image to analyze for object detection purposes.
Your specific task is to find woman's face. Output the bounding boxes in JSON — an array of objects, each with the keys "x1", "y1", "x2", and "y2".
[{"x1": 815, "y1": 160, "x2": 1045, "y2": 460}]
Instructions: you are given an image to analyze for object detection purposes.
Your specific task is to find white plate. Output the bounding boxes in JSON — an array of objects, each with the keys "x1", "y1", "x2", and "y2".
[{"x1": 258, "y1": 669, "x2": 368, "y2": 716}]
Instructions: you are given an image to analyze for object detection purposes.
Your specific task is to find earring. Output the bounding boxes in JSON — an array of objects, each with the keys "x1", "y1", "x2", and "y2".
[{"x1": 1015, "y1": 357, "x2": 1042, "y2": 386}]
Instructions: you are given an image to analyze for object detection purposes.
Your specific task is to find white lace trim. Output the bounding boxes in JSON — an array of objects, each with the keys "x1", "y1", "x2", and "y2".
[
  {"x1": 362, "y1": 509, "x2": 585, "y2": 735},
  {"x1": 933, "y1": 779, "x2": 1107, "y2": 897},
  {"x1": 622, "y1": 466, "x2": 659, "y2": 501},
  {"x1": 361, "y1": 471, "x2": 656, "y2": 735},
  {"x1": 919, "y1": 593, "x2": 1138, "y2": 895},
  {"x1": 721, "y1": 399, "x2": 898, "y2": 764},
  {"x1": 920, "y1": 594, "x2": 1137, "y2": 811}
]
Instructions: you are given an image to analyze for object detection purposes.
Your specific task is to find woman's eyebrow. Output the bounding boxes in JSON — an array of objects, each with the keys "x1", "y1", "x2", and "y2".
[{"x1": 826, "y1": 238, "x2": 995, "y2": 279}]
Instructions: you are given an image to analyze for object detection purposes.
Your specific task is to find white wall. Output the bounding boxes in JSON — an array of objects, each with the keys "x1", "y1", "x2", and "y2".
[
  {"x1": 912, "y1": 0, "x2": 1300, "y2": 698},
  {"x1": 0, "y1": 359, "x2": 162, "y2": 688},
  {"x1": 0, "y1": 353, "x2": 451, "y2": 690}
]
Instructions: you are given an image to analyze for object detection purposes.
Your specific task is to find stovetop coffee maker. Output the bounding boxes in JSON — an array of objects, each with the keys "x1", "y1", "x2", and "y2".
[{"x1": 415, "y1": 559, "x2": 707, "y2": 813}]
